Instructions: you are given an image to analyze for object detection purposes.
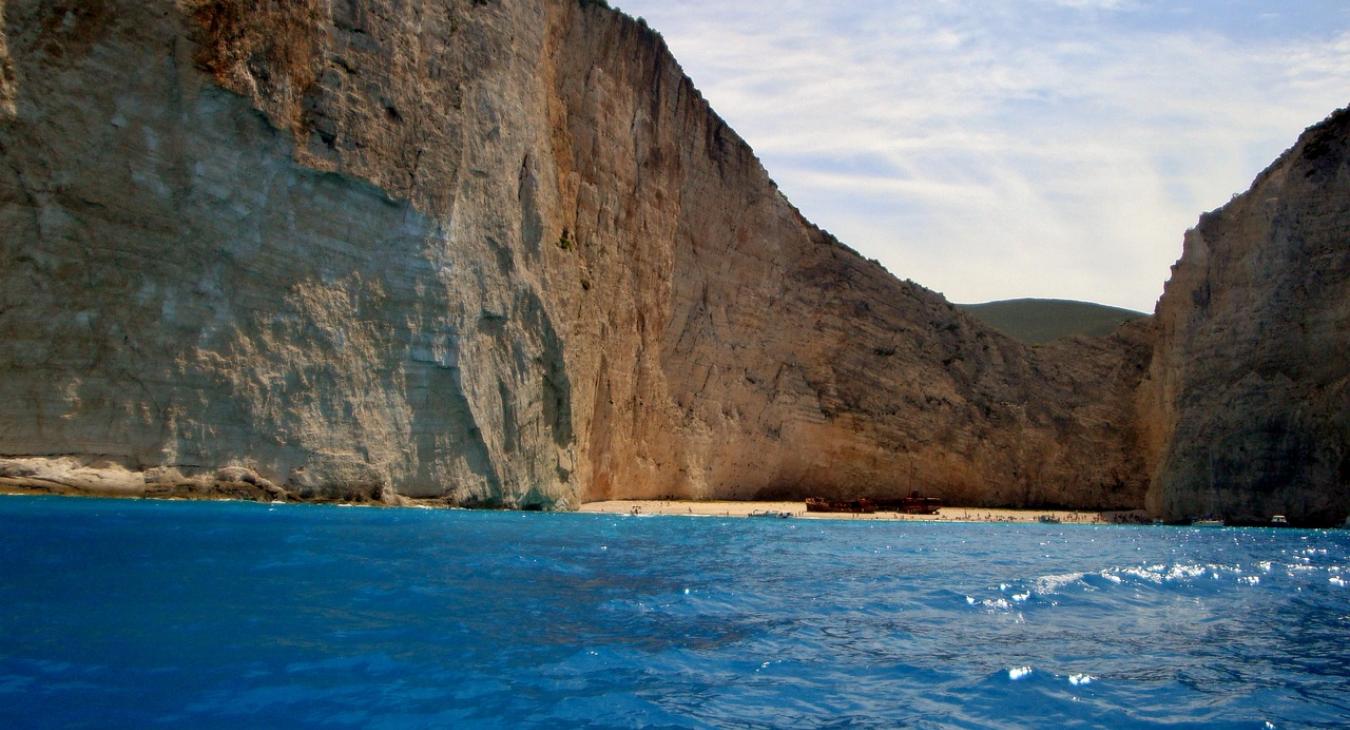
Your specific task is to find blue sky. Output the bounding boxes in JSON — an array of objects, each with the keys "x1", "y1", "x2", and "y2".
[{"x1": 613, "y1": 1, "x2": 1350, "y2": 311}]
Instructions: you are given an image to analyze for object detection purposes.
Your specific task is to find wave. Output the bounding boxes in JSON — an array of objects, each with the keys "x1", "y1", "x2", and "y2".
[{"x1": 967, "y1": 556, "x2": 1347, "y2": 614}]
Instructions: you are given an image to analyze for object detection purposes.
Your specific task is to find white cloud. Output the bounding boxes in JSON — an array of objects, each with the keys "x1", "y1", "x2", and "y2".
[
  {"x1": 1050, "y1": 0, "x2": 1137, "y2": 10},
  {"x1": 615, "y1": 1, "x2": 1350, "y2": 311}
]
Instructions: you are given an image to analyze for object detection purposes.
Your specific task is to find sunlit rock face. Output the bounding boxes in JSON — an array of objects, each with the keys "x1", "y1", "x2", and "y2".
[
  {"x1": 1, "y1": 1, "x2": 1339, "y2": 518},
  {"x1": 1141, "y1": 109, "x2": 1350, "y2": 525}
]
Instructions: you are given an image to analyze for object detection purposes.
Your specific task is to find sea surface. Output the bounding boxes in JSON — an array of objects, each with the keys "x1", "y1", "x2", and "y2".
[{"x1": 1, "y1": 496, "x2": 1347, "y2": 729}]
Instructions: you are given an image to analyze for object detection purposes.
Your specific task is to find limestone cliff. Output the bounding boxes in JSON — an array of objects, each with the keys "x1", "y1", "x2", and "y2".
[
  {"x1": 1141, "y1": 108, "x2": 1350, "y2": 525},
  {"x1": 0, "y1": 0, "x2": 1332, "y2": 519}
]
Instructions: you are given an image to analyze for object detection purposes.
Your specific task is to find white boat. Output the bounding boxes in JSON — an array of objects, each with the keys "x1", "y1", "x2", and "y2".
[
  {"x1": 1192, "y1": 519, "x2": 1224, "y2": 527},
  {"x1": 1270, "y1": 515, "x2": 1288, "y2": 526}
]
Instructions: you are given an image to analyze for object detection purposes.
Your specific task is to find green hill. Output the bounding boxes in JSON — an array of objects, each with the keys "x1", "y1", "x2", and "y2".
[{"x1": 956, "y1": 298, "x2": 1149, "y2": 345}]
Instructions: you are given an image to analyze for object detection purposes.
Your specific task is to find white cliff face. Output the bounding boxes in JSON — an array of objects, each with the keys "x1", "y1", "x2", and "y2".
[
  {"x1": 0, "y1": 0, "x2": 579, "y2": 504},
  {"x1": 9, "y1": 1, "x2": 1332, "y2": 518}
]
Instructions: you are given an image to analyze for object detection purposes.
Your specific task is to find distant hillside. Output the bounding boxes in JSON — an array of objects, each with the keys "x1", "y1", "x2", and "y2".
[{"x1": 957, "y1": 299, "x2": 1149, "y2": 344}]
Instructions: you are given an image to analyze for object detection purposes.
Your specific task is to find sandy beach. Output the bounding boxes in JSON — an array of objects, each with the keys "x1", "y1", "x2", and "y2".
[{"x1": 579, "y1": 500, "x2": 1140, "y2": 524}]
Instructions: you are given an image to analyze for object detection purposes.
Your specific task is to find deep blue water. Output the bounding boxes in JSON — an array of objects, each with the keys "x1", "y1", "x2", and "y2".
[{"x1": 1, "y1": 497, "x2": 1348, "y2": 728}]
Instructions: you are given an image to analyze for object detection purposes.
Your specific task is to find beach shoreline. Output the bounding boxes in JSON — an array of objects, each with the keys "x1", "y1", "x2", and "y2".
[
  {"x1": 579, "y1": 500, "x2": 1146, "y2": 524},
  {"x1": 1, "y1": 485, "x2": 1147, "y2": 523}
]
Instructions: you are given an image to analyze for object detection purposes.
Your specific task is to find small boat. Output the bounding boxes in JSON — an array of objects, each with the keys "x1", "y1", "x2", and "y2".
[
  {"x1": 804, "y1": 498, "x2": 876, "y2": 514},
  {"x1": 1038, "y1": 515, "x2": 1062, "y2": 524},
  {"x1": 748, "y1": 510, "x2": 792, "y2": 519},
  {"x1": 1270, "y1": 515, "x2": 1288, "y2": 526},
  {"x1": 901, "y1": 494, "x2": 943, "y2": 515},
  {"x1": 874, "y1": 491, "x2": 943, "y2": 515},
  {"x1": 1191, "y1": 519, "x2": 1225, "y2": 527}
]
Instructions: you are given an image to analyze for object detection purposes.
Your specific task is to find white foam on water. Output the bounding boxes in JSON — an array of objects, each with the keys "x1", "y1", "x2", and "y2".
[
  {"x1": 1100, "y1": 562, "x2": 1232, "y2": 588},
  {"x1": 981, "y1": 555, "x2": 1297, "y2": 616},
  {"x1": 1330, "y1": 577, "x2": 1346, "y2": 587},
  {"x1": 1068, "y1": 673, "x2": 1094, "y2": 686},
  {"x1": 1008, "y1": 666, "x2": 1032, "y2": 681},
  {"x1": 1167, "y1": 564, "x2": 1207, "y2": 580},
  {"x1": 1034, "y1": 572, "x2": 1085, "y2": 595},
  {"x1": 1099, "y1": 571, "x2": 1123, "y2": 584},
  {"x1": 1118, "y1": 565, "x2": 1166, "y2": 584}
]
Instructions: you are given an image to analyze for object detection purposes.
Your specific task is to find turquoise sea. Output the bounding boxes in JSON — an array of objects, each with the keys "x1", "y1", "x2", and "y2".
[{"x1": 1, "y1": 495, "x2": 1347, "y2": 728}]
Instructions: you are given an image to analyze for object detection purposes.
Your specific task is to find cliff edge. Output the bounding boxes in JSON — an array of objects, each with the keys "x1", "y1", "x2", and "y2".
[
  {"x1": 1141, "y1": 108, "x2": 1350, "y2": 525},
  {"x1": 0, "y1": 1, "x2": 1341, "y2": 520}
]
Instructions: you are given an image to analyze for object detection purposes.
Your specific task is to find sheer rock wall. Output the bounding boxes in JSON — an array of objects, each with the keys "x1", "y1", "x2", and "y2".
[
  {"x1": 3, "y1": 1, "x2": 1338, "y2": 518},
  {"x1": 1141, "y1": 109, "x2": 1350, "y2": 525}
]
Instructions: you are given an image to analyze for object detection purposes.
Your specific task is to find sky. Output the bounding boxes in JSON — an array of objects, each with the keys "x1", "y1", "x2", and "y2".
[{"x1": 612, "y1": 0, "x2": 1350, "y2": 312}]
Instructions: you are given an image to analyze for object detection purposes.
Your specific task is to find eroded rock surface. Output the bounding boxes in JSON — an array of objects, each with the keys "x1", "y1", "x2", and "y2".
[
  {"x1": 1141, "y1": 109, "x2": 1350, "y2": 525},
  {"x1": 0, "y1": 1, "x2": 1339, "y2": 517},
  {"x1": 0, "y1": 1, "x2": 14, "y2": 119}
]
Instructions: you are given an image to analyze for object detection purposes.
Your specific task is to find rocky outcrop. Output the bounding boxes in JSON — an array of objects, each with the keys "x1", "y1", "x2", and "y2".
[
  {"x1": 0, "y1": 1, "x2": 14, "y2": 119},
  {"x1": 0, "y1": 1, "x2": 1340, "y2": 519},
  {"x1": 1141, "y1": 108, "x2": 1350, "y2": 525}
]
